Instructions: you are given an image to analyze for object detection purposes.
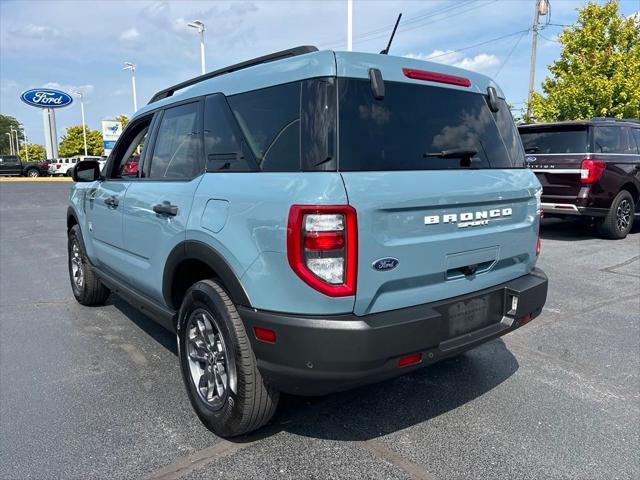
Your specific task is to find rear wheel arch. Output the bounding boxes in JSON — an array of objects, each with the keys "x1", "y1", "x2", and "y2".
[
  {"x1": 619, "y1": 183, "x2": 639, "y2": 207},
  {"x1": 163, "y1": 241, "x2": 251, "y2": 313}
]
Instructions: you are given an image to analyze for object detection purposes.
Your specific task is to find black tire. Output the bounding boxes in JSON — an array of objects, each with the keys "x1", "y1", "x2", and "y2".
[
  {"x1": 25, "y1": 168, "x2": 40, "y2": 178},
  {"x1": 68, "y1": 225, "x2": 110, "y2": 305},
  {"x1": 596, "y1": 190, "x2": 635, "y2": 239},
  {"x1": 178, "y1": 279, "x2": 279, "y2": 437}
]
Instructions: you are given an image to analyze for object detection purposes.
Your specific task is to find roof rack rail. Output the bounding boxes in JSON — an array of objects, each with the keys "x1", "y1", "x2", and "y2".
[
  {"x1": 148, "y1": 45, "x2": 319, "y2": 104},
  {"x1": 591, "y1": 117, "x2": 640, "y2": 123}
]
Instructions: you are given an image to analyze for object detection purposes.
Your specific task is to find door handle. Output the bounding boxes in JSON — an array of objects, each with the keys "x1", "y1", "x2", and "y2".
[
  {"x1": 153, "y1": 202, "x2": 178, "y2": 216},
  {"x1": 104, "y1": 196, "x2": 119, "y2": 208}
]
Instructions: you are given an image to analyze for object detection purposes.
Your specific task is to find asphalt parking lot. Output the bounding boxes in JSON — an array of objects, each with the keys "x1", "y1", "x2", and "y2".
[{"x1": 1, "y1": 181, "x2": 638, "y2": 480}]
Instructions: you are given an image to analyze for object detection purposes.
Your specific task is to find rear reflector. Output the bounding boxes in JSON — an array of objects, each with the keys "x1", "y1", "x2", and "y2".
[
  {"x1": 519, "y1": 314, "x2": 533, "y2": 326},
  {"x1": 402, "y1": 68, "x2": 471, "y2": 87},
  {"x1": 253, "y1": 327, "x2": 276, "y2": 343},
  {"x1": 398, "y1": 352, "x2": 423, "y2": 368}
]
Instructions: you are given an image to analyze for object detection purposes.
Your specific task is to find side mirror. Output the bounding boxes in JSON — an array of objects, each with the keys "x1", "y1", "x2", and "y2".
[{"x1": 72, "y1": 160, "x2": 100, "y2": 182}]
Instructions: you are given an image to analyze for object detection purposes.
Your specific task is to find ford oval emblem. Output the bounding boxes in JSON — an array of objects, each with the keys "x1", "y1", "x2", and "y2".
[
  {"x1": 526, "y1": 155, "x2": 537, "y2": 163},
  {"x1": 20, "y1": 88, "x2": 73, "y2": 109},
  {"x1": 372, "y1": 257, "x2": 399, "y2": 271}
]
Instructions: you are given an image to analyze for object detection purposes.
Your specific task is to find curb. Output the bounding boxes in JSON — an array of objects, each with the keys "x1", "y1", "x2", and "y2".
[{"x1": 0, "y1": 177, "x2": 73, "y2": 182}]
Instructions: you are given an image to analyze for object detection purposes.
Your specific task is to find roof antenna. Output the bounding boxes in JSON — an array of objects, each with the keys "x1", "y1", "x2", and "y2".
[{"x1": 380, "y1": 13, "x2": 402, "y2": 55}]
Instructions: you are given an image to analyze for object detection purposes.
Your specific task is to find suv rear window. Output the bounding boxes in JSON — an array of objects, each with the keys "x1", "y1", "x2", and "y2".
[
  {"x1": 519, "y1": 127, "x2": 588, "y2": 154},
  {"x1": 337, "y1": 78, "x2": 525, "y2": 171}
]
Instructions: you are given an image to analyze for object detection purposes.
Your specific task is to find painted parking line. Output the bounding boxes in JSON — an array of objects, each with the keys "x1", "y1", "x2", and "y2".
[{"x1": 0, "y1": 177, "x2": 72, "y2": 182}]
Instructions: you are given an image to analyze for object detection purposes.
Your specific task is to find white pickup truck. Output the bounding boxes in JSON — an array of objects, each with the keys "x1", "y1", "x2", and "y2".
[{"x1": 49, "y1": 156, "x2": 106, "y2": 176}]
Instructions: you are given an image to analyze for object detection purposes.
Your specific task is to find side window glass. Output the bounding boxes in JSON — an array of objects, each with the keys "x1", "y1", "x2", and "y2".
[
  {"x1": 204, "y1": 95, "x2": 254, "y2": 172},
  {"x1": 110, "y1": 115, "x2": 153, "y2": 179},
  {"x1": 593, "y1": 126, "x2": 629, "y2": 154},
  {"x1": 227, "y1": 82, "x2": 300, "y2": 172},
  {"x1": 632, "y1": 129, "x2": 640, "y2": 154},
  {"x1": 148, "y1": 102, "x2": 201, "y2": 179}
]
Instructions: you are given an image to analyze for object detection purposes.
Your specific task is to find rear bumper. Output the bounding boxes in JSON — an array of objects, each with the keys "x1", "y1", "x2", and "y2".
[
  {"x1": 239, "y1": 268, "x2": 548, "y2": 395},
  {"x1": 541, "y1": 202, "x2": 609, "y2": 217}
]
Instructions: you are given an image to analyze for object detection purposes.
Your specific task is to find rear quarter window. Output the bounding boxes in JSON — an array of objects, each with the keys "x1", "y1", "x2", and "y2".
[
  {"x1": 227, "y1": 82, "x2": 301, "y2": 172},
  {"x1": 593, "y1": 126, "x2": 635, "y2": 154}
]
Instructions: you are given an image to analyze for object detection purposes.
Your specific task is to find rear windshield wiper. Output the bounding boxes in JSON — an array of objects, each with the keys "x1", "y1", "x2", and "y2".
[
  {"x1": 424, "y1": 149, "x2": 479, "y2": 167},
  {"x1": 524, "y1": 146, "x2": 539, "y2": 153},
  {"x1": 424, "y1": 149, "x2": 477, "y2": 159}
]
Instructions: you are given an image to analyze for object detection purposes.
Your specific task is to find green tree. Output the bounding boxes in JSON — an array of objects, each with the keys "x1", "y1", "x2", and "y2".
[
  {"x1": 0, "y1": 114, "x2": 24, "y2": 155},
  {"x1": 115, "y1": 114, "x2": 129, "y2": 129},
  {"x1": 59, "y1": 125, "x2": 104, "y2": 157},
  {"x1": 529, "y1": 2, "x2": 640, "y2": 122},
  {"x1": 18, "y1": 143, "x2": 47, "y2": 161}
]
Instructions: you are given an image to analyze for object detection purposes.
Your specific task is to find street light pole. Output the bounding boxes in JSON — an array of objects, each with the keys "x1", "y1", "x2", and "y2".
[
  {"x1": 6, "y1": 133, "x2": 13, "y2": 155},
  {"x1": 21, "y1": 127, "x2": 29, "y2": 162},
  {"x1": 123, "y1": 62, "x2": 138, "y2": 112},
  {"x1": 187, "y1": 21, "x2": 206, "y2": 74},
  {"x1": 10, "y1": 126, "x2": 19, "y2": 156},
  {"x1": 14, "y1": 127, "x2": 20, "y2": 156},
  {"x1": 72, "y1": 90, "x2": 89, "y2": 157}
]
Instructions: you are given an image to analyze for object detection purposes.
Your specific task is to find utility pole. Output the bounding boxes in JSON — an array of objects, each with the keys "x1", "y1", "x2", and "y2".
[
  {"x1": 526, "y1": 0, "x2": 548, "y2": 120},
  {"x1": 347, "y1": 0, "x2": 353, "y2": 51}
]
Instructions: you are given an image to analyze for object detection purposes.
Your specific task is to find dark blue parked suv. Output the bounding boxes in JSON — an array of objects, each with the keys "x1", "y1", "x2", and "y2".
[{"x1": 67, "y1": 46, "x2": 548, "y2": 436}]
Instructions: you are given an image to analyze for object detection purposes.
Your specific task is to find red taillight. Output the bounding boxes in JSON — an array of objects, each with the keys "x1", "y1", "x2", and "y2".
[
  {"x1": 287, "y1": 205, "x2": 357, "y2": 297},
  {"x1": 580, "y1": 159, "x2": 605, "y2": 184},
  {"x1": 398, "y1": 352, "x2": 423, "y2": 368},
  {"x1": 402, "y1": 68, "x2": 471, "y2": 87},
  {"x1": 253, "y1": 327, "x2": 276, "y2": 343}
]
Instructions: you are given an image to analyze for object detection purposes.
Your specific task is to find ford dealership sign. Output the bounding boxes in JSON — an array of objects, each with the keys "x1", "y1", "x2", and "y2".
[{"x1": 20, "y1": 88, "x2": 73, "y2": 108}]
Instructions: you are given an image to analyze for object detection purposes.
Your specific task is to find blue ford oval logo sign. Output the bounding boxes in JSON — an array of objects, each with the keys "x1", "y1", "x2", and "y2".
[
  {"x1": 20, "y1": 88, "x2": 73, "y2": 108},
  {"x1": 372, "y1": 257, "x2": 399, "y2": 271}
]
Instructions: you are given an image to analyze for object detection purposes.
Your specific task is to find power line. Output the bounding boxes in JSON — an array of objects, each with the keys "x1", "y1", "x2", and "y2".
[
  {"x1": 494, "y1": 29, "x2": 529, "y2": 78},
  {"x1": 425, "y1": 28, "x2": 530, "y2": 61},
  {"x1": 538, "y1": 32, "x2": 560, "y2": 43},
  {"x1": 319, "y1": 0, "x2": 496, "y2": 49},
  {"x1": 319, "y1": 0, "x2": 477, "y2": 48}
]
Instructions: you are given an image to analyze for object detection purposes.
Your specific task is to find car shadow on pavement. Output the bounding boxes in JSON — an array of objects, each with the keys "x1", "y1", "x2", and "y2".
[
  {"x1": 244, "y1": 339, "x2": 518, "y2": 443},
  {"x1": 540, "y1": 217, "x2": 640, "y2": 241},
  {"x1": 109, "y1": 295, "x2": 519, "y2": 443},
  {"x1": 111, "y1": 298, "x2": 178, "y2": 355}
]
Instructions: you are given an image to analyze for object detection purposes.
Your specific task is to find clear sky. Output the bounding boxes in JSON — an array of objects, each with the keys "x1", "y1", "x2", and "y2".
[{"x1": 1, "y1": 0, "x2": 639, "y2": 146}]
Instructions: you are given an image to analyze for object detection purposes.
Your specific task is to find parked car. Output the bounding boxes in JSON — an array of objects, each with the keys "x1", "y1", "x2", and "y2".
[
  {"x1": 0, "y1": 155, "x2": 49, "y2": 177},
  {"x1": 519, "y1": 118, "x2": 640, "y2": 238},
  {"x1": 67, "y1": 46, "x2": 548, "y2": 437},
  {"x1": 49, "y1": 157, "x2": 77, "y2": 176}
]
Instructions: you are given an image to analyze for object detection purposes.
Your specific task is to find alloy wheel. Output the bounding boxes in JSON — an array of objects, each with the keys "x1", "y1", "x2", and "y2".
[
  {"x1": 616, "y1": 199, "x2": 631, "y2": 231},
  {"x1": 70, "y1": 240, "x2": 84, "y2": 289},
  {"x1": 186, "y1": 309, "x2": 231, "y2": 410}
]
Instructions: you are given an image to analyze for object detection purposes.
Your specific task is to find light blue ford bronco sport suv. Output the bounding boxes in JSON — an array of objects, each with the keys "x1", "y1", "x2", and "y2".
[{"x1": 67, "y1": 46, "x2": 548, "y2": 437}]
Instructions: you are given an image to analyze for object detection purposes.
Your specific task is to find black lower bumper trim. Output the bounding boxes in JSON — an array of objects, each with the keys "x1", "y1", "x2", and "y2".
[{"x1": 239, "y1": 269, "x2": 548, "y2": 396}]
